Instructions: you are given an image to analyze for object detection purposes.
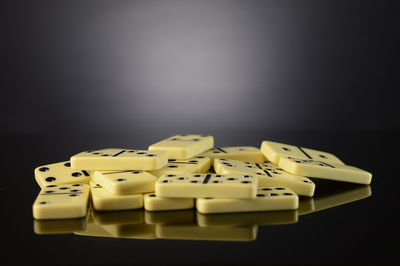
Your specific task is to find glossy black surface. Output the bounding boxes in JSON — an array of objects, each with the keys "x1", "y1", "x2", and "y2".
[{"x1": 1, "y1": 131, "x2": 398, "y2": 265}]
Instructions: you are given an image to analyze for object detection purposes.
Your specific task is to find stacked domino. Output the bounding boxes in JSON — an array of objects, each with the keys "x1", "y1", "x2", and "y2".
[{"x1": 32, "y1": 135, "x2": 372, "y2": 220}]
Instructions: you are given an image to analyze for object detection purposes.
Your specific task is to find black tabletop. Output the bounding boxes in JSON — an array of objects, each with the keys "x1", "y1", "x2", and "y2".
[{"x1": 1, "y1": 130, "x2": 398, "y2": 265}]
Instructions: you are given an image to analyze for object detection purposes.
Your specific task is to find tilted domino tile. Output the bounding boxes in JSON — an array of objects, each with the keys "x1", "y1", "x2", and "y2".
[
  {"x1": 144, "y1": 193, "x2": 194, "y2": 211},
  {"x1": 34, "y1": 217, "x2": 86, "y2": 235},
  {"x1": 196, "y1": 187, "x2": 298, "y2": 214},
  {"x1": 261, "y1": 140, "x2": 344, "y2": 165},
  {"x1": 145, "y1": 210, "x2": 195, "y2": 225},
  {"x1": 90, "y1": 181, "x2": 143, "y2": 211},
  {"x1": 70, "y1": 148, "x2": 167, "y2": 170},
  {"x1": 299, "y1": 185, "x2": 371, "y2": 216},
  {"x1": 196, "y1": 210, "x2": 298, "y2": 227},
  {"x1": 148, "y1": 134, "x2": 214, "y2": 159},
  {"x1": 214, "y1": 158, "x2": 315, "y2": 196},
  {"x1": 150, "y1": 156, "x2": 211, "y2": 177},
  {"x1": 34, "y1": 161, "x2": 91, "y2": 188},
  {"x1": 279, "y1": 156, "x2": 372, "y2": 184},
  {"x1": 33, "y1": 184, "x2": 90, "y2": 220},
  {"x1": 92, "y1": 170, "x2": 157, "y2": 195},
  {"x1": 156, "y1": 223, "x2": 257, "y2": 241},
  {"x1": 155, "y1": 173, "x2": 257, "y2": 199},
  {"x1": 200, "y1": 146, "x2": 265, "y2": 165}
]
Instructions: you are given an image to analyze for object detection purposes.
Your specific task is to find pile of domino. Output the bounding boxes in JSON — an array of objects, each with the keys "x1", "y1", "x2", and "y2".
[{"x1": 32, "y1": 135, "x2": 372, "y2": 220}]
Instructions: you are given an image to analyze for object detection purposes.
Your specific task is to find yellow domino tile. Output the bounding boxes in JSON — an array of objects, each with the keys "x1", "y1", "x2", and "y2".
[
  {"x1": 70, "y1": 148, "x2": 167, "y2": 171},
  {"x1": 156, "y1": 223, "x2": 257, "y2": 241},
  {"x1": 148, "y1": 135, "x2": 214, "y2": 159},
  {"x1": 155, "y1": 173, "x2": 257, "y2": 199},
  {"x1": 32, "y1": 184, "x2": 90, "y2": 220},
  {"x1": 196, "y1": 210, "x2": 298, "y2": 227},
  {"x1": 143, "y1": 193, "x2": 194, "y2": 211},
  {"x1": 92, "y1": 170, "x2": 156, "y2": 195},
  {"x1": 214, "y1": 158, "x2": 315, "y2": 196},
  {"x1": 144, "y1": 210, "x2": 195, "y2": 225},
  {"x1": 200, "y1": 146, "x2": 265, "y2": 165},
  {"x1": 34, "y1": 218, "x2": 86, "y2": 234},
  {"x1": 34, "y1": 161, "x2": 91, "y2": 188},
  {"x1": 196, "y1": 187, "x2": 298, "y2": 214},
  {"x1": 150, "y1": 156, "x2": 211, "y2": 177},
  {"x1": 90, "y1": 181, "x2": 143, "y2": 211},
  {"x1": 261, "y1": 140, "x2": 344, "y2": 165},
  {"x1": 279, "y1": 156, "x2": 372, "y2": 184}
]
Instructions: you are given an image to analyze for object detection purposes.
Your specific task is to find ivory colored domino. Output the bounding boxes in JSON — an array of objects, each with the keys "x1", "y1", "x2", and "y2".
[
  {"x1": 92, "y1": 170, "x2": 157, "y2": 195},
  {"x1": 156, "y1": 223, "x2": 257, "y2": 242},
  {"x1": 34, "y1": 161, "x2": 91, "y2": 188},
  {"x1": 196, "y1": 210, "x2": 298, "y2": 227},
  {"x1": 90, "y1": 181, "x2": 143, "y2": 211},
  {"x1": 150, "y1": 156, "x2": 211, "y2": 177},
  {"x1": 70, "y1": 148, "x2": 167, "y2": 170},
  {"x1": 148, "y1": 135, "x2": 214, "y2": 159},
  {"x1": 196, "y1": 187, "x2": 298, "y2": 214},
  {"x1": 33, "y1": 184, "x2": 90, "y2": 220},
  {"x1": 144, "y1": 193, "x2": 194, "y2": 211},
  {"x1": 200, "y1": 146, "x2": 265, "y2": 165},
  {"x1": 261, "y1": 140, "x2": 344, "y2": 165},
  {"x1": 214, "y1": 158, "x2": 315, "y2": 196},
  {"x1": 155, "y1": 174, "x2": 257, "y2": 199},
  {"x1": 279, "y1": 156, "x2": 372, "y2": 185}
]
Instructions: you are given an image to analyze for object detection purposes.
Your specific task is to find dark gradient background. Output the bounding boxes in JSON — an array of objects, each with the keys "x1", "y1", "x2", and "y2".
[
  {"x1": 1, "y1": 1, "x2": 399, "y2": 265},
  {"x1": 2, "y1": 0, "x2": 398, "y2": 136}
]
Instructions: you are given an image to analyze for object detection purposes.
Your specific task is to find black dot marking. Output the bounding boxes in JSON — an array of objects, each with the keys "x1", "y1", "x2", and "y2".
[
  {"x1": 282, "y1": 147, "x2": 291, "y2": 151},
  {"x1": 93, "y1": 152, "x2": 100, "y2": 155},
  {"x1": 45, "y1": 177, "x2": 56, "y2": 182},
  {"x1": 215, "y1": 175, "x2": 223, "y2": 177},
  {"x1": 204, "y1": 197, "x2": 213, "y2": 200},
  {"x1": 227, "y1": 178, "x2": 236, "y2": 180},
  {"x1": 168, "y1": 159, "x2": 176, "y2": 162},
  {"x1": 272, "y1": 171, "x2": 281, "y2": 174},
  {"x1": 69, "y1": 194, "x2": 78, "y2": 197},
  {"x1": 149, "y1": 194, "x2": 156, "y2": 197},
  {"x1": 319, "y1": 154, "x2": 327, "y2": 159},
  {"x1": 116, "y1": 178, "x2": 126, "y2": 182},
  {"x1": 45, "y1": 190, "x2": 55, "y2": 193},
  {"x1": 132, "y1": 171, "x2": 141, "y2": 174},
  {"x1": 128, "y1": 150, "x2": 136, "y2": 153},
  {"x1": 269, "y1": 193, "x2": 279, "y2": 196},
  {"x1": 146, "y1": 154, "x2": 156, "y2": 157},
  {"x1": 101, "y1": 154, "x2": 109, "y2": 157},
  {"x1": 59, "y1": 187, "x2": 70, "y2": 190},
  {"x1": 242, "y1": 175, "x2": 251, "y2": 178},
  {"x1": 191, "y1": 180, "x2": 199, "y2": 183},
  {"x1": 212, "y1": 151, "x2": 221, "y2": 153},
  {"x1": 39, "y1": 167, "x2": 49, "y2": 172},
  {"x1": 189, "y1": 160, "x2": 198, "y2": 163},
  {"x1": 275, "y1": 188, "x2": 285, "y2": 190},
  {"x1": 166, "y1": 174, "x2": 176, "y2": 177},
  {"x1": 295, "y1": 160, "x2": 302, "y2": 163},
  {"x1": 72, "y1": 184, "x2": 82, "y2": 187},
  {"x1": 261, "y1": 188, "x2": 272, "y2": 191},
  {"x1": 168, "y1": 165, "x2": 178, "y2": 168},
  {"x1": 246, "y1": 165, "x2": 254, "y2": 168},
  {"x1": 256, "y1": 194, "x2": 265, "y2": 197},
  {"x1": 194, "y1": 174, "x2": 201, "y2": 177},
  {"x1": 46, "y1": 185, "x2": 57, "y2": 187},
  {"x1": 241, "y1": 181, "x2": 251, "y2": 184},
  {"x1": 192, "y1": 139, "x2": 200, "y2": 141},
  {"x1": 39, "y1": 201, "x2": 49, "y2": 205},
  {"x1": 162, "y1": 180, "x2": 169, "y2": 183},
  {"x1": 283, "y1": 193, "x2": 293, "y2": 196},
  {"x1": 136, "y1": 152, "x2": 146, "y2": 155},
  {"x1": 178, "y1": 177, "x2": 186, "y2": 180},
  {"x1": 70, "y1": 189, "x2": 80, "y2": 192},
  {"x1": 171, "y1": 138, "x2": 180, "y2": 140},
  {"x1": 301, "y1": 179, "x2": 312, "y2": 183},
  {"x1": 71, "y1": 172, "x2": 82, "y2": 177},
  {"x1": 212, "y1": 180, "x2": 222, "y2": 183},
  {"x1": 196, "y1": 156, "x2": 205, "y2": 158},
  {"x1": 276, "y1": 168, "x2": 284, "y2": 171},
  {"x1": 256, "y1": 172, "x2": 263, "y2": 175}
]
